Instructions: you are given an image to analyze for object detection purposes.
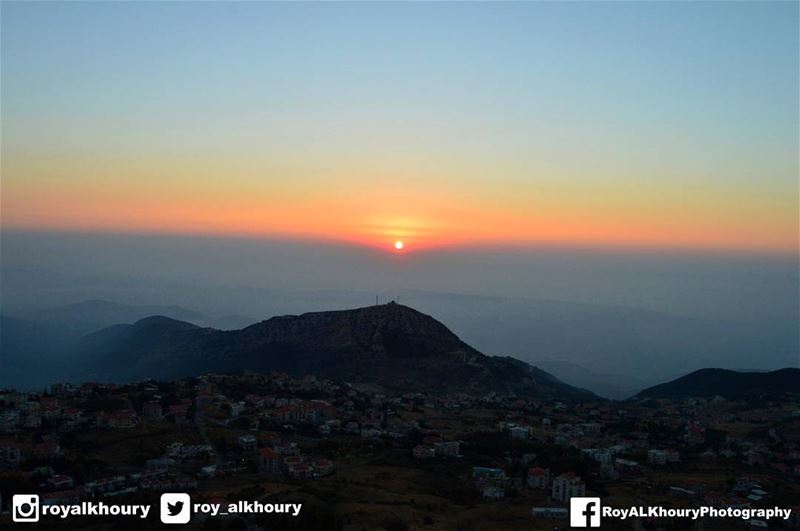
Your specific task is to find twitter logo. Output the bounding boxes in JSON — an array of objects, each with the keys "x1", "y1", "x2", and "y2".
[
  {"x1": 168, "y1": 501, "x2": 184, "y2": 516},
  {"x1": 160, "y1": 493, "x2": 191, "y2": 524}
]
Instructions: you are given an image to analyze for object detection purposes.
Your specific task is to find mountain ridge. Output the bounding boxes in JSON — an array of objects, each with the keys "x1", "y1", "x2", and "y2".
[
  {"x1": 75, "y1": 303, "x2": 597, "y2": 400},
  {"x1": 25, "y1": 299, "x2": 204, "y2": 335},
  {"x1": 635, "y1": 368, "x2": 800, "y2": 399}
]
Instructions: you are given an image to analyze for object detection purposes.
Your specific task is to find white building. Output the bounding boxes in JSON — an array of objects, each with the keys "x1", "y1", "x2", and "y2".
[
  {"x1": 527, "y1": 467, "x2": 549, "y2": 489},
  {"x1": 551, "y1": 472, "x2": 586, "y2": 502},
  {"x1": 237, "y1": 434, "x2": 257, "y2": 451},
  {"x1": 509, "y1": 426, "x2": 530, "y2": 439},
  {"x1": 582, "y1": 448, "x2": 612, "y2": 464},
  {"x1": 648, "y1": 449, "x2": 667, "y2": 465},
  {"x1": 434, "y1": 441, "x2": 461, "y2": 457},
  {"x1": 229, "y1": 401, "x2": 245, "y2": 418}
]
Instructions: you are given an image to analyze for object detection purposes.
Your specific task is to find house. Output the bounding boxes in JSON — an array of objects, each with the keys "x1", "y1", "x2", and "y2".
[
  {"x1": 313, "y1": 459, "x2": 334, "y2": 476},
  {"x1": 527, "y1": 467, "x2": 549, "y2": 489},
  {"x1": 509, "y1": 426, "x2": 530, "y2": 439},
  {"x1": 34, "y1": 441, "x2": 62, "y2": 460},
  {"x1": 422, "y1": 435, "x2": 443, "y2": 445},
  {"x1": 665, "y1": 449, "x2": 680, "y2": 463},
  {"x1": 258, "y1": 448, "x2": 281, "y2": 474},
  {"x1": 146, "y1": 457, "x2": 176, "y2": 473},
  {"x1": 614, "y1": 458, "x2": 641, "y2": 477},
  {"x1": 413, "y1": 445, "x2": 435, "y2": 460},
  {"x1": 258, "y1": 431, "x2": 281, "y2": 448},
  {"x1": 237, "y1": 434, "x2": 257, "y2": 452},
  {"x1": 482, "y1": 486, "x2": 505, "y2": 499},
  {"x1": 582, "y1": 448, "x2": 612, "y2": 464},
  {"x1": 648, "y1": 449, "x2": 667, "y2": 465},
  {"x1": 62, "y1": 408, "x2": 83, "y2": 422},
  {"x1": 579, "y1": 423, "x2": 602, "y2": 434},
  {"x1": 433, "y1": 441, "x2": 460, "y2": 458},
  {"x1": 472, "y1": 467, "x2": 507, "y2": 480},
  {"x1": 307, "y1": 400, "x2": 336, "y2": 422},
  {"x1": 169, "y1": 404, "x2": 189, "y2": 422},
  {"x1": 551, "y1": 472, "x2": 585, "y2": 502},
  {"x1": 84, "y1": 476, "x2": 127, "y2": 497},
  {"x1": 288, "y1": 463, "x2": 312, "y2": 479},
  {"x1": 142, "y1": 401, "x2": 162, "y2": 420},
  {"x1": 275, "y1": 442, "x2": 299, "y2": 456},
  {"x1": 229, "y1": 401, "x2": 245, "y2": 418},
  {"x1": 272, "y1": 400, "x2": 335, "y2": 425},
  {"x1": 686, "y1": 423, "x2": 706, "y2": 446},
  {"x1": 107, "y1": 409, "x2": 138, "y2": 429},
  {"x1": 531, "y1": 507, "x2": 568, "y2": 519},
  {"x1": 244, "y1": 394, "x2": 262, "y2": 407},
  {"x1": 197, "y1": 381, "x2": 214, "y2": 396},
  {"x1": 283, "y1": 456, "x2": 303, "y2": 469},
  {"x1": 647, "y1": 449, "x2": 680, "y2": 466},
  {"x1": 360, "y1": 428, "x2": 382, "y2": 438},
  {"x1": 166, "y1": 443, "x2": 213, "y2": 459},
  {"x1": 47, "y1": 474, "x2": 74, "y2": 490},
  {"x1": 733, "y1": 477, "x2": 762, "y2": 493}
]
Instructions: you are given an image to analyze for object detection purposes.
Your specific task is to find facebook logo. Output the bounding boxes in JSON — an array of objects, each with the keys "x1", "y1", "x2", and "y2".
[{"x1": 570, "y1": 497, "x2": 601, "y2": 527}]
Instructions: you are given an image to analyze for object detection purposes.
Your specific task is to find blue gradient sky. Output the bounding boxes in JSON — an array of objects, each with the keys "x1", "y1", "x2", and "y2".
[{"x1": 2, "y1": 2, "x2": 798, "y2": 251}]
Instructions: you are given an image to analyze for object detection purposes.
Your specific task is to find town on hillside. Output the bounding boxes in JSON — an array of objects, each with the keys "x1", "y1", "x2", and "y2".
[{"x1": 0, "y1": 372, "x2": 798, "y2": 530}]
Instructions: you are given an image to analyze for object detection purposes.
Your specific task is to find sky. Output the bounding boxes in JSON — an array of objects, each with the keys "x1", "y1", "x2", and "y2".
[{"x1": 1, "y1": 2, "x2": 798, "y2": 253}]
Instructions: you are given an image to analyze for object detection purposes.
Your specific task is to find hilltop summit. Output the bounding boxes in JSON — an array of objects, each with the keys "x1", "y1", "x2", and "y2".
[{"x1": 77, "y1": 303, "x2": 594, "y2": 399}]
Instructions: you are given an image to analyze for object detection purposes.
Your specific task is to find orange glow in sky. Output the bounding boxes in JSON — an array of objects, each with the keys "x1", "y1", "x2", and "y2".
[
  {"x1": 1, "y1": 175, "x2": 795, "y2": 254},
  {"x1": 1, "y1": 153, "x2": 796, "y2": 254},
  {"x1": 1, "y1": 3, "x2": 797, "y2": 256}
]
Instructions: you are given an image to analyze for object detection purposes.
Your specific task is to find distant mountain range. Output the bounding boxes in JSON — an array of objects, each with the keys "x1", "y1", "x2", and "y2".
[
  {"x1": 635, "y1": 368, "x2": 800, "y2": 399},
  {"x1": 1, "y1": 301, "x2": 210, "y2": 390},
  {"x1": 533, "y1": 360, "x2": 652, "y2": 400},
  {"x1": 410, "y1": 292, "x2": 798, "y2": 391},
  {"x1": 1, "y1": 300, "x2": 265, "y2": 389},
  {"x1": 73, "y1": 303, "x2": 595, "y2": 399},
  {"x1": 18, "y1": 299, "x2": 255, "y2": 334},
  {"x1": 23, "y1": 299, "x2": 205, "y2": 335},
  {"x1": 4, "y1": 286, "x2": 797, "y2": 397},
  {"x1": 3, "y1": 299, "x2": 796, "y2": 400}
]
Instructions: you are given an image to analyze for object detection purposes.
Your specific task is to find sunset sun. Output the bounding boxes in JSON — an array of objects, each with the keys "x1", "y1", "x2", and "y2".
[{"x1": 394, "y1": 240, "x2": 404, "y2": 251}]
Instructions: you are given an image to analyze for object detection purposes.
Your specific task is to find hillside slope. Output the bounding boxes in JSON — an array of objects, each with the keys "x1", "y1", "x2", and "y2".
[
  {"x1": 635, "y1": 368, "x2": 800, "y2": 399},
  {"x1": 76, "y1": 303, "x2": 595, "y2": 399}
]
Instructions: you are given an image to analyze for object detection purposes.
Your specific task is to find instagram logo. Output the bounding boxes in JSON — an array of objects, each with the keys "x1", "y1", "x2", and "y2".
[{"x1": 13, "y1": 494, "x2": 40, "y2": 523}]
